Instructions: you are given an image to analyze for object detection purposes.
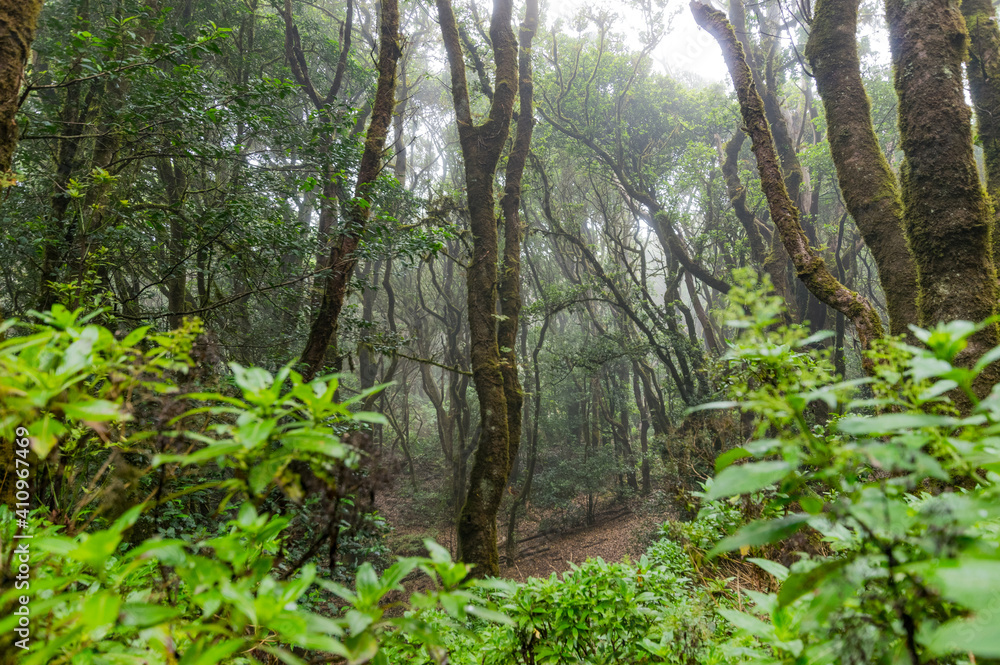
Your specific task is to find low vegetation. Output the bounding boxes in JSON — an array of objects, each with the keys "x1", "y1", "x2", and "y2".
[{"x1": 3, "y1": 279, "x2": 998, "y2": 663}]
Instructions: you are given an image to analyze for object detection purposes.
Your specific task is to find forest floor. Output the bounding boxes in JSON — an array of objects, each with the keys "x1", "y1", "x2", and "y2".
[
  {"x1": 497, "y1": 503, "x2": 657, "y2": 582},
  {"x1": 376, "y1": 486, "x2": 676, "y2": 583}
]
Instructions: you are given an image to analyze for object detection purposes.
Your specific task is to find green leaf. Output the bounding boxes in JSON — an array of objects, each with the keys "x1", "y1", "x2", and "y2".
[
  {"x1": 344, "y1": 631, "x2": 379, "y2": 665},
  {"x1": 708, "y1": 514, "x2": 812, "y2": 558},
  {"x1": 466, "y1": 604, "x2": 514, "y2": 625},
  {"x1": 59, "y1": 399, "x2": 122, "y2": 421},
  {"x1": 715, "y1": 447, "x2": 752, "y2": 473},
  {"x1": 926, "y1": 616, "x2": 1000, "y2": 658},
  {"x1": 28, "y1": 416, "x2": 67, "y2": 459},
  {"x1": 748, "y1": 557, "x2": 789, "y2": 582},
  {"x1": 120, "y1": 603, "x2": 184, "y2": 627},
  {"x1": 352, "y1": 411, "x2": 388, "y2": 425},
  {"x1": 800, "y1": 495, "x2": 824, "y2": 515},
  {"x1": 974, "y1": 344, "x2": 1000, "y2": 372},
  {"x1": 249, "y1": 456, "x2": 285, "y2": 495},
  {"x1": 777, "y1": 558, "x2": 849, "y2": 608},
  {"x1": 837, "y1": 413, "x2": 958, "y2": 435},
  {"x1": 717, "y1": 607, "x2": 774, "y2": 639},
  {"x1": 704, "y1": 460, "x2": 792, "y2": 501},
  {"x1": 796, "y1": 330, "x2": 835, "y2": 347},
  {"x1": 178, "y1": 638, "x2": 244, "y2": 665},
  {"x1": 121, "y1": 325, "x2": 151, "y2": 348},
  {"x1": 424, "y1": 539, "x2": 452, "y2": 563},
  {"x1": 230, "y1": 363, "x2": 274, "y2": 394},
  {"x1": 907, "y1": 559, "x2": 1000, "y2": 611},
  {"x1": 354, "y1": 563, "x2": 381, "y2": 607}
]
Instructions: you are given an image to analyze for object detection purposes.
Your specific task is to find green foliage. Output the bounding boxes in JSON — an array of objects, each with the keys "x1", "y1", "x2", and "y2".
[
  {"x1": 0, "y1": 313, "x2": 507, "y2": 663},
  {"x1": 0, "y1": 305, "x2": 199, "y2": 460},
  {"x1": 695, "y1": 273, "x2": 1000, "y2": 664},
  {"x1": 1, "y1": 504, "x2": 501, "y2": 665},
  {"x1": 498, "y1": 556, "x2": 719, "y2": 664},
  {"x1": 382, "y1": 552, "x2": 727, "y2": 665}
]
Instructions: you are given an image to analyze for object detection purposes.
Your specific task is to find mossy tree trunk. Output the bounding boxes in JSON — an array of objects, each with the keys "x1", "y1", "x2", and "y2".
[
  {"x1": 961, "y1": 0, "x2": 1000, "y2": 267},
  {"x1": 436, "y1": 0, "x2": 524, "y2": 577},
  {"x1": 728, "y1": 0, "x2": 800, "y2": 321},
  {"x1": 886, "y1": 0, "x2": 1000, "y2": 386},
  {"x1": 0, "y1": 0, "x2": 43, "y2": 508},
  {"x1": 691, "y1": 1, "x2": 884, "y2": 365},
  {"x1": 297, "y1": 0, "x2": 401, "y2": 380},
  {"x1": 497, "y1": 0, "x2": 537, "y2": 493},
  {"x1": 806, "y1": 0, "x2": 918, "y2": 336},
  {"x1": 0, "y1": 0, "x2": 43, "y2": 175},
  {"x1": 719, "y1": 130, "x2": 769, "y2": 266}
]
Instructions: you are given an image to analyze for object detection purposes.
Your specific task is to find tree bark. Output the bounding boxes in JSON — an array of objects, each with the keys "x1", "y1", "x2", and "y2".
[
  {"x1": 0, "y1": 0, "x2": 43, "y2": 175},
  {"x1": 497, "y1": 0, "x2": 537, "y2": 484},
  {"x1": 436, "y1": 0, "x2": 524, "y2": 577},
  {"x1": 886, "y1": 0, "x2": 1000, "y2": 382},
  {"x1": 961, "y1": 0, "x2": 1000, "y2": 267},
  {"x1": 297, "y1": 0, "x2": 401, "y2": 380},
  {"x1": 806, "y1": 0, "x2": 918, "y2": 336},
  {"x1": 691, "y1": 1, "x2": 884, "y2": 365}
]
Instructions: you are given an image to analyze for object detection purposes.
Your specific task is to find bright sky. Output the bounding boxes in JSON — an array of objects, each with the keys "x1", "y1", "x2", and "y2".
[
  {"x1": 542, "y1": 0, "x2": 731, "y2": 86},
  {"x1": 542, "y1": 0, "x2": 893, "y2": 87}
]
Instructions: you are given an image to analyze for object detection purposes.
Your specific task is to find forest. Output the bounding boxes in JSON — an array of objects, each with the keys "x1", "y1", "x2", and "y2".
[{"x1": 1, "y1": 0, "x2": 1000, "y2": 661}]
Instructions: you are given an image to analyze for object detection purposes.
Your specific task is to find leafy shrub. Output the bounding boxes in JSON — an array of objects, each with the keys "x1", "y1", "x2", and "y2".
[
  {"x1": 644, "y1": 537, "x2": 696, "y2": 579},
  {"x1": 695, "y1": 273, "x2": 1000, "y2": 664},
  {"x1": 493, "y1": 556, "x2": 720, "y2": 664},
  {"x1": 0, "y1": 310, "x2": 507, "y2": 663}
]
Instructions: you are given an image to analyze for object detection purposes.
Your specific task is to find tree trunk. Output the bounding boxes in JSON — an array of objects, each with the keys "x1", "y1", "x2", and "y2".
[
  {"x1": 692, "y1": 1, "x2": 884, "y2": 367},
  {"x1": 0, "y1": 0, "x2": 43, "y2": 174},
  {"x1": 887, "y1": 0, "x2": 1000, "y2": 386},
  {"x1": 962, "y1": 0, "x2": 1000, "y2": 267},
  {"x1": 497, "y1": 0, "x2": 538, "y2": 485},
  {"x1": 806, "y1": 0, "x2": 918, "y2": 336},
  {"x1": 437, "y1": 0, "x2": 534, "y2": 576},
  {"x1": 297, "y1": 0, "x2": 401, "y2": 380}
]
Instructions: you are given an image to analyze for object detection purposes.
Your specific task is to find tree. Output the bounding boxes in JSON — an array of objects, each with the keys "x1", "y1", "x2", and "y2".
[
  {"x1": 693, "y1": 0, "x2": 1000, "y2": 387},
  {"x1": 0, "y1": 0, "x2": 43, "y2": 175},
  {"x1": 805, "y1": 0, "x2": 917, "y2": 337},
  {"x1": 435, "y1": 0, "x2": 537, "y2": 575},
  {"x1": 887, "y1": 0, "x2": 999, "y2": 379},
  {"x1": 296, "y1": 0, "x2": 402, "y2": 379}
]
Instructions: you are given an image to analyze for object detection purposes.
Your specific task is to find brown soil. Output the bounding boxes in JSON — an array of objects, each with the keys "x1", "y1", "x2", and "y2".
[{"x1": 376, "y1": 488, "x2": 675, "y2": 583}]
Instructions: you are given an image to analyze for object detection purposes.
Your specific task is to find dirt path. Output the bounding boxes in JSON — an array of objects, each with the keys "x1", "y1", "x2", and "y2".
[
  {"x1": 378, "y1": 489, "x2": 672, "y2": 583},
  {"x1": 499, "y1": 506, "x2": 651, "y2": 582}
]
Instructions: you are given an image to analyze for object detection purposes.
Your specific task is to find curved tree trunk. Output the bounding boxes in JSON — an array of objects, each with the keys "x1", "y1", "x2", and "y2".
[
  {"x1": 691, "y1": 1, "x2": 884, "y2": 367},
  {"x1": 806, "y1": 0, "x2": 917, "y2": 336},
  {"x1": 436, "y1": 0, "x2": 522, "y2": 577}
]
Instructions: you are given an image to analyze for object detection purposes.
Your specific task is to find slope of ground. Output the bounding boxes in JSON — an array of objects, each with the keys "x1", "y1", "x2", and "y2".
[{"x1": 377, "y1": 486, "x2": 676, "y2": 582}]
